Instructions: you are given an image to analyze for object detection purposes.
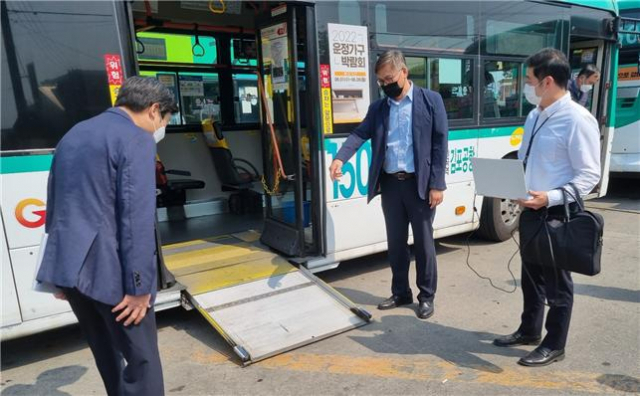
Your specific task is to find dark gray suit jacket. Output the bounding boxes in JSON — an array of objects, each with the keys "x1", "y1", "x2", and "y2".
[
  {"x1": 37, "y1": 108, "x2": 158, "y2": 306},
  {"x1": 335, "y1": 85, "x2": 449, "y2": 202}
]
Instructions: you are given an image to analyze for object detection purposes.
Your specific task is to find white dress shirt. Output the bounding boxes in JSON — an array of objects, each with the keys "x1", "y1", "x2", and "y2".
[{"x1": 518, "y1": 92, "x2": 601, "y2": 207}]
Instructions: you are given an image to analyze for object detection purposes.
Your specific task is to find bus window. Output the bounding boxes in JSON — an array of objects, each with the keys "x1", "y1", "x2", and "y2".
[
  {"x1": 137, "y1": 32, "x2": 218, "y2": 65},
  {"x1": 231, "y1": 38, "x2": 257, "y2": 67},
  {"x1": 1, "y1": 1, "x2": 121, "y2": 152},
  {"x1": 482, "y1": 60, "x2": 528, "y2": 119},
  {"x1": 178, "y1": 72, "x2": 220, "y2": 125},
  {"x1": 406, "y1": 56, "x2": 474, "y2": 121},
  {"x1": 372, "y1": 2, "x2": 477, "y2": 52},
  {"x1": 232, "y1": 73, "x2": 259, "y2": 124},
  {"x1": 481, "y1": 1, "x2": 568, "y2": 56}
]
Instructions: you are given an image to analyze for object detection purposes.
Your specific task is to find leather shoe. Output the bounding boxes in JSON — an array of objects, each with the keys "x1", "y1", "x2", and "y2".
[
  {"x1": 377, "y1": 295, "x2": 413, "y2": 310},
  {"x1": 493, "y1": 331, "x2": 541, "y2": 347},
  {"x1": 518, "y1": 347, "x2": 565, "y2": 367},
  {"x1": 417, "y1": 301, "x2": 434, "y2": 319}
]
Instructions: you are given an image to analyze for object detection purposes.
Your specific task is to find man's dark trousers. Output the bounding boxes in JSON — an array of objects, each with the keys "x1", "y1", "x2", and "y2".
[
  {"x1": 380, "y1": 173, "x2": 437, "y2": 303},
  {"x1": 64, "y1": 288, "x2": 164, "y2": 396},
  {"x1": 517, "y1": 208, "x2": 574, "y2": 350}
]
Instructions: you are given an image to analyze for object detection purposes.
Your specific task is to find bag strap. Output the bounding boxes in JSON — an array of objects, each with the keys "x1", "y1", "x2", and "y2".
[{"x1": 561, "y1": 183, "x2": 585, "y2": 213}]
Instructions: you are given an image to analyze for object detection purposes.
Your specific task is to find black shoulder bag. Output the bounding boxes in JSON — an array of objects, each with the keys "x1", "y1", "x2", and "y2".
[
  {"x1": 518, "y1": 114, "x2": 604, "y2": 276},
  {"x1": 519, "y1": 184, "x2": 604, "y2": 276}
]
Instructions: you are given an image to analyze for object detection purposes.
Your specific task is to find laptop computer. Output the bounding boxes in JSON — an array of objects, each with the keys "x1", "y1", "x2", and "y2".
[{"x1": 471, "y1": 158, "x2": 529, "y2": 200}]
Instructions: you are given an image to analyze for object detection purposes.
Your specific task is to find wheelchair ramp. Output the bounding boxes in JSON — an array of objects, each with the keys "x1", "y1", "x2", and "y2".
[{"x1": 162, "y1": 231, "x2": 371, "y2": 365}]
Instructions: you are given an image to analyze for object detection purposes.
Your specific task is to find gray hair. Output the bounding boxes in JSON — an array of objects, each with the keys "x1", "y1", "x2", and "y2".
[
  {"x1": 375, "y1": 50, "x2": 407, "y2": 74},
  {"x1": 115, "y1": 76, "x2": 178, "y2": 116}
]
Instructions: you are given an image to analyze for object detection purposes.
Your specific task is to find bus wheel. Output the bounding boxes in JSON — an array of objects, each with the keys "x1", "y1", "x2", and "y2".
[{"x1": 477, "y1": 196, "x2": 521, "y2": 242}]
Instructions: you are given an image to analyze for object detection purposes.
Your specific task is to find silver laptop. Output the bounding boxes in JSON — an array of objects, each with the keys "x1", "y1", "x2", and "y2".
[{"x1": 471, "y1": 158, "x2": 529, "y2": 200}]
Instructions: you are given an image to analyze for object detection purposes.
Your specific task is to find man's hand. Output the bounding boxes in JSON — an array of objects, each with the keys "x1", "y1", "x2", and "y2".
[
  {"x1": 329, "y1": 159, "x2": 344, "y2": 181},
  {"x1": 517, "y1": 190, "x2": 549, "y2": 210},
  {"x1": 54, "y1": 291, "x2": 66, "y2": 301},
  {"x1": 112, "y1": 294, "x2": 151, "y2": 326},
  {"x1": 429, "y1": 189, "x2": 444, "y2": 209}
]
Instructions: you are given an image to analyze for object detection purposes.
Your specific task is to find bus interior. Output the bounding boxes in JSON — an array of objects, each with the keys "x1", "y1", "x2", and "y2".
[{"x1": 130, "y1": 1, "x2": 321, "y2": 260}]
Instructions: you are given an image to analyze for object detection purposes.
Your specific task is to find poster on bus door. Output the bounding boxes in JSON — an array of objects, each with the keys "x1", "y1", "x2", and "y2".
[{"x1": 327, "y1": 23, "x2": 370, "y2": 124}]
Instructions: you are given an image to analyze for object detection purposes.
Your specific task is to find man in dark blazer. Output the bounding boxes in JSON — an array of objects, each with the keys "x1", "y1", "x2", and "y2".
[
  {"x1": 329, "y1": 50, "x2": 448, "y2": 319},
  {"x1": 37, "y1": 76, "x2": 177, "y2": 395}
]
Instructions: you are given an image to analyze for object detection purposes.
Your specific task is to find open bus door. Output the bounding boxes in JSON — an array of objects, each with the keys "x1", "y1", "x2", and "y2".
[
  {"x1": 567, "y1": 14, "x2": 620, "y2": 197},
  {"x1": 256, "y1": 3, "x2": 319, "y2": 258},
  {"x1": 143, "y1": 2, "x2": 370, "y2": 365}
]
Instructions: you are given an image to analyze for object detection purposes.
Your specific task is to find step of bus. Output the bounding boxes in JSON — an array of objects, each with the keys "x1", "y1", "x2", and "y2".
[{"x1": 162, "y1": 230, "x2": 371, "y2": 365}]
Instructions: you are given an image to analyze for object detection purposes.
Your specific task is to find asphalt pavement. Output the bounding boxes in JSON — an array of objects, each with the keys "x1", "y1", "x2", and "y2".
[{"x1": 1, "y1": 177, "x2": 638, "y2": 395}]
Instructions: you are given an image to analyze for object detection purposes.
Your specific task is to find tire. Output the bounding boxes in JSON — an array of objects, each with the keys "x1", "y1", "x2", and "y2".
[
  {"x1": 477, "y1": 195, "x2": 521, "y2": 241},
  {"x1": 477, "y1": 151, "x2": 521, "y2": 241}
]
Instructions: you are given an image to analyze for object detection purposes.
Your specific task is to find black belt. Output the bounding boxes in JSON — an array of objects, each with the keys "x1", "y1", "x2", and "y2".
[{"x1": 385, "y1": 171, "x2": 415, "y2": 181}]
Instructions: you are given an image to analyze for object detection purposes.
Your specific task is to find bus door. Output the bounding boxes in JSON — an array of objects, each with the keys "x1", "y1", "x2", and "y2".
[
  {"x1": 256, "y1": 4, "x2": 321, "y2": 257},
  {"x1": 568, "y1": 41, "x2": 605, "y2": 117},
  {"x1": 568, "y1": 17, "x2": 618, "y2": 196}
]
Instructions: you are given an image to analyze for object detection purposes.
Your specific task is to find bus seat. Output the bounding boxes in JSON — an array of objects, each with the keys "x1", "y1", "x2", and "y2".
[
  {"x1": 202, "y1": 119, "x2": 262, "y2": 214},
  {"x1": 156, "y1": 159, "x2": 205, "y2": 208},
  {"x1": 202, "y1": 119, "x2": 260, "y2": 192}
]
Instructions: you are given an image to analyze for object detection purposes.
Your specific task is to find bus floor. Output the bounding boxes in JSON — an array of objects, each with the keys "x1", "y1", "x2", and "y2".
[{"x1": 158, "y1": 211, "x2": 264, "y2": 245}]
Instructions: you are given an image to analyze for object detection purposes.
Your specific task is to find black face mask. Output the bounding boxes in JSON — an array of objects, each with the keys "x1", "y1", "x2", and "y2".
[{"x1": 381, "y1": 80, "x2": 404, "y2": 98}]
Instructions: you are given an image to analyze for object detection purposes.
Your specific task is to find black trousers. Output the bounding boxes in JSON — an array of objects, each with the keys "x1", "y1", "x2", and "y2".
[
  {"x1": 64, "y1": 288, "x2": 164, "y2": 396},
  {"x1": 380, "y1": 174, "x2": 438, "y2": 303},
  {"x1": 517, "y1": 207, "x2": 574, "y2": 350}
]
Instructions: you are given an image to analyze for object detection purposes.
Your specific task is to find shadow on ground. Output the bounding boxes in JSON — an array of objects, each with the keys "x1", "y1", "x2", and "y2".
[
  {"x1": 1, "y1": 366, "x2": 87, "y2": 396},
  {"x1": 596, "y1": 374, "x2": 640, "y2": 393}
]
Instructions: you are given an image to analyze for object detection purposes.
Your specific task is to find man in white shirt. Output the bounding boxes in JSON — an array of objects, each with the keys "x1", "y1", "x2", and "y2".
[{"x1": 492, "y1": 48, "x2": 601, "y2": 367}]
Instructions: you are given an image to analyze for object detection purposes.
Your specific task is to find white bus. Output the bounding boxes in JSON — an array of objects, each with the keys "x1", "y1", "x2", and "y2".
[
  {"x1": 611, "y1": 1, "x2": 640, "y2": 176},
  {"x1": 1, "y1": 0, "x2": 622, "y2": 363}
]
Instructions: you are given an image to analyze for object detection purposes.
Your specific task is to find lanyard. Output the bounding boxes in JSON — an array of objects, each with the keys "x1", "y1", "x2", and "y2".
[{"x1": 522, "y1": 112, "x2": 555, "y2": 170}]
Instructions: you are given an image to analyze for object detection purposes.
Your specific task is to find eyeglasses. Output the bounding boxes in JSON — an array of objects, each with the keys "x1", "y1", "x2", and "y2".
[{"x1": 376, "y1": 70, "x2": 402, "y2": 87}]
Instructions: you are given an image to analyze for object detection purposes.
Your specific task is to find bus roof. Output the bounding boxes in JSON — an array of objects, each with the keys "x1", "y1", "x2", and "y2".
[
  {"x1": 617, "y1": 0, "x2": 639, "y2": 12},
  {"x1": 555, "y1": 0, "x2": 617, "y2": 14}
]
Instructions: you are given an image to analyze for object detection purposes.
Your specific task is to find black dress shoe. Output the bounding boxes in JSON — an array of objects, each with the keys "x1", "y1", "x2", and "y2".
[
  {"x1": 493, "y1": 331, "x2": 541, "y2": 347},
  {"x1": 416, "y1": 301, "x2": 434, "y2": 319},
  {"x1": 518, "y1": 347, "x2": 565, "y2": 367},
  {"x1": 377, "y1": 295, "x2": 413, "y2": 310}
]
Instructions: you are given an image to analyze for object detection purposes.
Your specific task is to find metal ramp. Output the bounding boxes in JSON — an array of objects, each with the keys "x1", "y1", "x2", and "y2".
[{"x1": 162, "y1": 230, "x2": 371, "y2": 365}]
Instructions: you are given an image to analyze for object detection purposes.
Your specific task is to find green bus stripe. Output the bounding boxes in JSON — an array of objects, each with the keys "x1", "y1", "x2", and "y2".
[
  {"x1": 449, "y1": 126, "x2": 520, "y2": 141},
  {"x1": 0, "y1": 155, "x2": 53, "y2": 174},
  {"x1": 1, "y1": 126, "x2": 520, "y2": 174},
  {"x1": 449, "y1": 129, "x2": 478, "y2": 140}
]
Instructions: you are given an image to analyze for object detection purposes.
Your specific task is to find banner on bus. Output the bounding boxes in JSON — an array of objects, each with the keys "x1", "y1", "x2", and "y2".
[
  {"x1": 618, "y1": 66, "x2": 640, "y2": 81},
  {"x1": 104, "y1": 54, "x2": 123, "y2": 106},
  {"x1": 320, "y1": 64, "x2": 333, "y2": 134},
  {"x1": 327, "y1": 24, "x2": 370, "y2": 125}
]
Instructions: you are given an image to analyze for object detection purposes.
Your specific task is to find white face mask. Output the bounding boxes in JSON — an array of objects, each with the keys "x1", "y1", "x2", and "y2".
[
  {"x1": 524, "y1": 83, "x2": 542, "y2": 106},
  {"x1": 151, "y1": 111, "x2": 166, "y2": 143},
  {"x1": 153, "y1": 126, "x2": 166, "y2": 143},
  {"x1": 580, "y1": 84, "x2": 593, "y2": 93}
]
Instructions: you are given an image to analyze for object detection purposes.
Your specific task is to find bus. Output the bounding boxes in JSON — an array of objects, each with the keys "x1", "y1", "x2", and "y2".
[
  {"x1": 0, "y1": 0, "x2": 623, "y2": 363},
  {"x1": 611, "y1": 0, "x2": 640, "y2": 176}
]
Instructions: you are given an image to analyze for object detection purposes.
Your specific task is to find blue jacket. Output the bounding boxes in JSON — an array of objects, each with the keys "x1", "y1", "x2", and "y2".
[
  {"x1": 37, "y1": 108, "x2": 158, "y2": 306},
  {"x1": 335, "y1": 85, "x2": 448, "y2": 202}
]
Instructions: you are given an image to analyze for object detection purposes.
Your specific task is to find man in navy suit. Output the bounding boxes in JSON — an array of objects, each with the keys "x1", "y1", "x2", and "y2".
[
  {"x1": 37, "y1": 76, "x2": 177, "y2": 395},
  {"x1": 329, "y1": 50, "x2": 448, "y2": 319}
]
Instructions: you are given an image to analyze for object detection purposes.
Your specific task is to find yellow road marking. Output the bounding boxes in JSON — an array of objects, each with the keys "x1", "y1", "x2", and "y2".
[{"x1": 255, "y1": 353, "x2": 609, "y2": 393}]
